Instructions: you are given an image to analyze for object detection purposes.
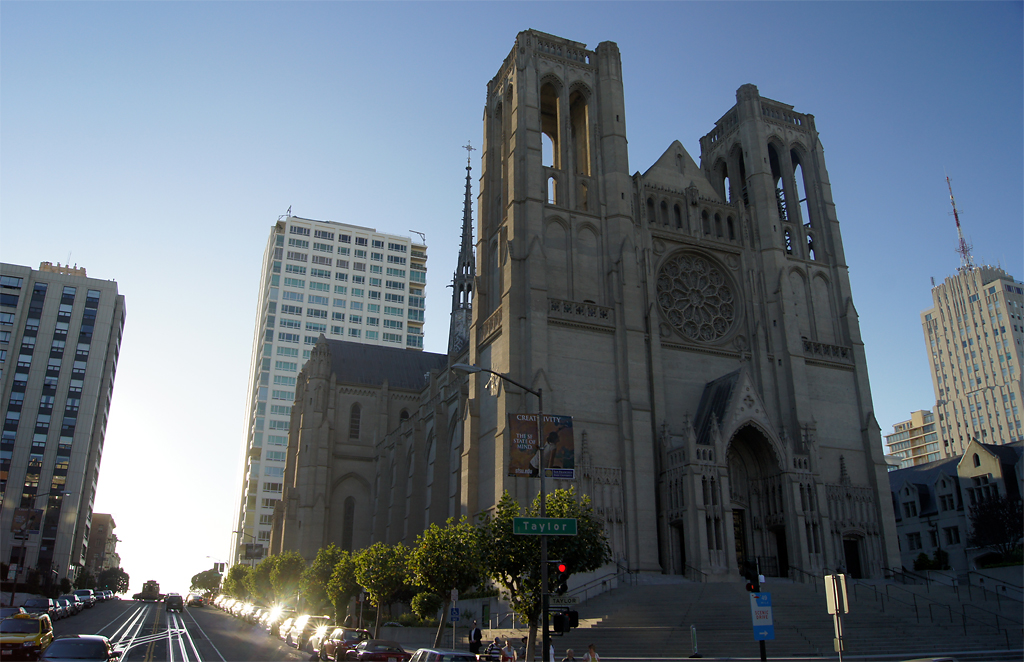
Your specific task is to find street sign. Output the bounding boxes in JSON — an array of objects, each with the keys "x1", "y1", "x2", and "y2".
[
  {"x1": 825, "y1": 573, "x2": 849, "y2": 614},
  {"x1": 749, "y1": 592, "x2": 775, "y2": 641},
  {"x1": 450, "y1": 588, "x2": 458, "y2": 602},
  {"x1": 549, "y1": 596, "x2": 579, "y2": 606},
  {"x1": 513, "y1": 517, "x2": 577, "y2": 535},
  {"x1": 450, "y1": 607, "x2": 460, "y2": 622}
]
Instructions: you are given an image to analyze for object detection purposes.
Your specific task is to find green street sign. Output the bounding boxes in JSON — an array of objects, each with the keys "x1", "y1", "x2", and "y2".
[{"x1": 513, "y1": 517, "x2": 577, "y2": 535}]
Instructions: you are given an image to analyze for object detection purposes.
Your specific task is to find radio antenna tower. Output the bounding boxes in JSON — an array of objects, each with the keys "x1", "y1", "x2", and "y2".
[{"x1": 947, "y1": 176, "x2": 974, "y2": 270}]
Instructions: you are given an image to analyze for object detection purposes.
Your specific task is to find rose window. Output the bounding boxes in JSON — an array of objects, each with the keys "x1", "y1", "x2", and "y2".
[{"x1": 657, "y1": 252, "x2": 736, "y2": 342}]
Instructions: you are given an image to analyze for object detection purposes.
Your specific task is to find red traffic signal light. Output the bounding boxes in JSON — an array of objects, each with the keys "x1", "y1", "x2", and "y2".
[{"x1": 557, "y1": 563, "x2": 567, "y2": 574}]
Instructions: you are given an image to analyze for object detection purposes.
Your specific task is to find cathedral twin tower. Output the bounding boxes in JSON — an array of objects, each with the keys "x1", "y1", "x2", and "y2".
[{"x1": 273, "y1": 30, "x2": 900, "y2": 581}]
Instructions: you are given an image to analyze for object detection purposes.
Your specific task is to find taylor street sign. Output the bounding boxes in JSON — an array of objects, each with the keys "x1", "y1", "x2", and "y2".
[
  {"x1": 513, "y1": 517, "x2": 577, "y2": 535},
  {"x1": 549, "y1": 596, "x2": 580, "y2": 606},
  {"x1": 749, "y1": 592, "x2": 775, "y2": 641}
]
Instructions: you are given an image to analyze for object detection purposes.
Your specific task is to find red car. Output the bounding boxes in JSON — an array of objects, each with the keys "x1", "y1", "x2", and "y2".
[
  {"x1": 344, "y1": 639, "x2": 410, "y2": 662},
  {"x1": 317, "y1": 628, "x2": 370, "y2": 660}
]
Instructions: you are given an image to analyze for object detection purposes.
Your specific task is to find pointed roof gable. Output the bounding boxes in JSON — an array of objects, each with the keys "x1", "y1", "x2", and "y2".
[
  {"x1": 642, "y1": 140, "x2": 720, "y2": 201},
  {"x1": 693, "y1": 368, "x2": 780, "y2": 454}
]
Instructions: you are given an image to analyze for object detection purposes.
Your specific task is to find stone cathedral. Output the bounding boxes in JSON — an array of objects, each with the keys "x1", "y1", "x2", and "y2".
[{"x1": 271, "y1": 30, "x2": 901, "y2": 582}]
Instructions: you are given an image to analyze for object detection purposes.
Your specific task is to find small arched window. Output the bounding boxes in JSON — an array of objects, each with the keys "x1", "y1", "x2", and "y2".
[
  {"x1": 784, "y1": 229, "x2": 793, "y2": 255},
  {"x1": 400, "y1": 409, "x2": 410, "y2": 422},
  {"x1": 660, "y1": 201, "x2": 669, "y2": 226},
  {"x1": 547, "y1": 176, "x2": 557, "y2": 205},
  {"x1": 647, "y1": 198, "x2": 656, "y2": 224},
  {"x1": 674, "y1": 204, "x2": 683, "y2": 229},
  {"x1": 973, "y1": 453, "x2": 981, "y2": 467},
  {"x1": 349, "y1": 403, "x2": 361, "y2": 439},
  {"x1": 701, "y1": 210, "x2": 711, "y2": 235},
  {"x1": 727, "y1": 216, "x2": 735, "y2": 241},
  {"x1": 807, "y1": 233, "x2": 816, "y2": 260},
  {"x1": 714, "y1": 213, "x2": 723, "y2": 238}
]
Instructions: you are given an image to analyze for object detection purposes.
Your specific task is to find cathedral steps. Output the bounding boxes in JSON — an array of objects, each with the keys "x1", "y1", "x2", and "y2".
[{"x1": 539, "y1": 577, "x2": 1023, "y2": 659}]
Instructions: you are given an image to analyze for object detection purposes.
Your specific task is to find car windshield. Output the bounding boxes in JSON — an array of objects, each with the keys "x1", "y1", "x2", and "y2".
[
  {"x1": 0, "y1": 620, "x2": 40, "y2": 634},
  {"x1": 41, "y1": 639, "x2": 107, "y2": 659}
]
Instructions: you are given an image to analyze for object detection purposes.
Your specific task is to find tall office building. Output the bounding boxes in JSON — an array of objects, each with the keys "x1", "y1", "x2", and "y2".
[
  {"x1": 84, "y1": 513, "x2": 120, "y2": 576},
  {"x1": 0, "y1": 262, "x2": 125, "y2": 586},
  {"x1": 920, "y1": 265, "x2": 1024, "y2": 458},
  {"x1": 229, "y1": 216, "x2": 427, "y2": 565}
]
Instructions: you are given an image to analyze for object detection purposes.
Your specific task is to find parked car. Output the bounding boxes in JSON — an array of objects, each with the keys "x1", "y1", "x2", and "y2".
[
  {"x1": 0, "y1": 607, "x2": 27, "y2": 620},
  {"x1": 164, "y1": 594, "x2": 184, "y2": 613},
  {"x1": 21, "y1": 599, "x2": 58, "y2": 621},
  {"x1": 316, "y1": 627, "x2": 371, "y2": 661},
  {"x1": 409, "y1": 649, "x2": 478, "y2": 662},
  {"x1": 72, "y1": 590, "x2": 96, "y2": 608},
  {"x1": 287, "y1": 614, "x2": 331, "y2": 650},
  {"x1": 186, "y1": 594, "x2": 204, "y2": 607},
  {"x1": 57, "y1": 596, "x2": 83, "y2": 615},
  {"x1": 39, "y1": 635, "x2": 120, "y2": 661},
  {"x1": 0, "y1": 613, "x2": 54, "y2": 660},
  {"x1": 344, "y1": 640, "x2": 410, "y2": 662}
]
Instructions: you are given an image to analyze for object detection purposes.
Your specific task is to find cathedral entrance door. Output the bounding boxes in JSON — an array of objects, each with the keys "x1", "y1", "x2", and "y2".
[
  {"x1": 771, "y1": 526, "x2": 789, "y2": 578},
  {"x1": 733, "y1": 509, "x2": 747, "y2": 571},
  {"x1": 843, "y1": 538, "x2": 863, "y2": 579}
]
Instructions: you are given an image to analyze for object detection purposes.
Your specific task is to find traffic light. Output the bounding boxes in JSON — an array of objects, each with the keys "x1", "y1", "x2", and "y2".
[
  {"x1": 555, "y1": 562, "x2": 569, "y2": 595},
  {"x1": 567, "y1": 610, "x2": 579, "y2": 628},
  {"x1": 552, "y1": 613, "x2": 567, "y2": 633},
  {"x1": 741, "y1": 560, "x2": 760, "y2": 592}
]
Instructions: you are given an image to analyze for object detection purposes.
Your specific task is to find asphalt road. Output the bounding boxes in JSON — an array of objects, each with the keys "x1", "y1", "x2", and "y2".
[{"x1": 52, "y1": 600, "x2": 310, "y2": 661}]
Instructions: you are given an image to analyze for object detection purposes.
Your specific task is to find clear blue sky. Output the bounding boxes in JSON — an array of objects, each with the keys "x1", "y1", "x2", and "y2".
[{"x1": 2, "y1": 2, "x2": 1021, "y2": 594}]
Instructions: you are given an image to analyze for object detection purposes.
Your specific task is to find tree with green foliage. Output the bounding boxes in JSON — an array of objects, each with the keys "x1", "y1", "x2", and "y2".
[
  {"x1": 74, "y1": 571, "x2": 95, "y2": 590},
  {"x1": 301, "y1": 545, "x2": 344, "y2": 616},
  {"x1": 59, "y1": 578, "x2": 72, "y2": 595},
  {"x1": 246, "y1": 556, "x2": 277, "y2": 604},
  {"x1": 97, "y1": 568, "x2": 131, "y2": 594},
  {"x1": 479, "y1": 487, "x2": 610, "y2": 661},
  {"x1": 410, "y1": 592, "x2": 443, "y2": 621},
  {"x1": 223, "y1": 564, "x2": 251, "y2": 600},
  {"x1": 408, "y1": 517, "x2": 484, "y2": 646},
  {"x1": 326, "y1": 550, "x2": 359, "y2": 624},
  {"x1": 968, "y1": 493, "x2": 1024, "y2": 561},
  {"x1": 355, "y1": 542, "x2": 410, "y2": 637},
  {"x1": 190, "y1": 568, "x2": 223, "y2": 595},
  {"x1": 271, "y1": 551, "x2": 306, "y2": 608}
]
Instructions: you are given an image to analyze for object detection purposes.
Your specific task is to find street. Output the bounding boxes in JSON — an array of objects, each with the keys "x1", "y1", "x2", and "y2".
[{"x1": 52, "y1": 601, "x2": 308, "y2": 661}]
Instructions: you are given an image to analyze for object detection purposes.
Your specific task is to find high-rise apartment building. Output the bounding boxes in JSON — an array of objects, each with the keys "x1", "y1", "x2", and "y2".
[
  {"x1": 229, "y1": 216, "x2": 426, "y2": 565},
  {"x1": 84, "y1": 513, "x2": 119, "y2": 576},
  {"x1": 0, "y1": 262, "x2": 125, "y2": 586},
  {"x1": 884, "y1": 409, "x2": 940, "y2": 468},
  {"x1": 920, "y1": 265, "x2": 1024, "y2": 457}
]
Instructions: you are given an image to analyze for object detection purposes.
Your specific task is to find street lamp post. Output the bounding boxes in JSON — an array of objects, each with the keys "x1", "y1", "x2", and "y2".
[
  {"x1": 451, "y1": 363, "x2": 550, "y2": 662},
  {"x1": 232, "y1": 530, "x2": 259, "y2": 568},
  {"x1": 7, "y1": 490, "x2": 71, "y2": 607}
]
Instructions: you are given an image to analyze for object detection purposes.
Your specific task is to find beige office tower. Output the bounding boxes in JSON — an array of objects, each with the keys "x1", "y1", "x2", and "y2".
[
  {"x1": 921, "y1": 265, "x2": 1024, "y2": 457},
  {"x1": 884, "y1": 410, "x2": 939, "y2": 468},
  {"x1": 229, "y1": 216, "x2": 427, "y2": 566}
]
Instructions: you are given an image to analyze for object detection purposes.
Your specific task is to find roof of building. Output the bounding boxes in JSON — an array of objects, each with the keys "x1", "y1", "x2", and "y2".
[
  {"x1": 326, "y1": 339, "x2": 448, "y2": 391},
  {"x1": 693, "y1": 370, "x2": 740, "y2": 445}
]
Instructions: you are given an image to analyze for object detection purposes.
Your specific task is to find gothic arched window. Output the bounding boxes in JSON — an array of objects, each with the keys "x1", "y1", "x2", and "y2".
[{"x1": 349, "y1": 403, "x2": 361, "y2": 439}]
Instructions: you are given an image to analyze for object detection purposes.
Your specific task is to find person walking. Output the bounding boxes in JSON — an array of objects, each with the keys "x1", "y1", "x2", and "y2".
[
  {"x1": 501, "y1": 638, "x2": 515, "y2": 662},
  {"x1": 582, "y1": 644, "x2": 600, "y2": 662},
  {"x1": 469, "y1": 621, "x2": 483, "y2": 655},
  {"x1": 484, "y1": 636, "x2": 503, "y2": 662},
  {"x1": 561, "y1": 649, "x2": 576, "y2": 662}
]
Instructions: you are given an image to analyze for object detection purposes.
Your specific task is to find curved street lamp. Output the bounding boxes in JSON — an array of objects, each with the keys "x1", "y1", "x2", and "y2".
[{"x1": 450, "y1": 363, "x2": 553, "y2": 662}]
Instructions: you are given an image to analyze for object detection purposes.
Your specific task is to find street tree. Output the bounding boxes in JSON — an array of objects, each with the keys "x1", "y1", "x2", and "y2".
[
  {"x1": 97, "y1": 568, "x2": 131, "y2": 595},
  {"x1": 355, "y1": 542, "x2": 410, "y2": 637},
  {"x1": 326, "y1": 550, "x2": 359, "y2": 624},
  {"x1": 408, "y1": 517, "x2": 483, "y2": 646},
  {"x1": 967, "y1": 493, "x2": 1024, "y2": 561},
  {"x1": 245, "y1": 556, "x2": 276, "y2": 604},
  {"x1": 271, "y1": 551, "x2": 307, "y2": 607},
  {"x1": 190, "y1": 569, "x2": 223, "y2": 595},
  {"x1": 479, "y1": 487, "x2": 610, "y2": 661},
  {"x1": 223, "y1": 564, "x2": 251, "y2": 600},
  {"x1": 74, "y1": 572, "x2": 95, "y2": 590},
  {"x1": 302, "y1": 545, "x2": 345, "y2": 616}
]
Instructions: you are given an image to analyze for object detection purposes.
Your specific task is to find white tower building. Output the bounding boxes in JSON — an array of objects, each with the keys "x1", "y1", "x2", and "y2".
[{"x1": 229, "y1": 215, "x2": 427, "y2": 565}]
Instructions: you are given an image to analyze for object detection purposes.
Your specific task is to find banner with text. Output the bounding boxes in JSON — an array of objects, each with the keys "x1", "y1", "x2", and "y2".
[{"x1": 507, "y1": 414, "x2": 575, "y2": 479}]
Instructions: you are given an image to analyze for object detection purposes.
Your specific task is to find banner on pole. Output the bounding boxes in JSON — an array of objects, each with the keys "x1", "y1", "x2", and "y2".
[{"x1": 507, "y1": 414, "x2": 574, "y2": 479}]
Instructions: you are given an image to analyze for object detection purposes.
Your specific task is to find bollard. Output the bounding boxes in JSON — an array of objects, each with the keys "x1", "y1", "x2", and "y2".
[{"x1": 688, "y1": 624, "x2": 702, "y2": 658}]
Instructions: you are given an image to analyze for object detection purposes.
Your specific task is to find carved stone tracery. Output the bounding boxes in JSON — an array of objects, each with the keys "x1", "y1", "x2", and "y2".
[{"x1": 657, "y1": 252, "x2": 737, "y2": 342}]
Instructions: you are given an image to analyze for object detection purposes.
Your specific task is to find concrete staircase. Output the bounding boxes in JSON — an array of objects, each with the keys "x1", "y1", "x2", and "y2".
[{"x1": 539, "y1": 574, "x2": 1023, "y2": 660}]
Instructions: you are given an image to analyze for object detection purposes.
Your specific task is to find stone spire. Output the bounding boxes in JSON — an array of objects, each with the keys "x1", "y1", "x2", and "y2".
[{"x1": 448, "y1": 143, "x2": 476, "y2": 358}]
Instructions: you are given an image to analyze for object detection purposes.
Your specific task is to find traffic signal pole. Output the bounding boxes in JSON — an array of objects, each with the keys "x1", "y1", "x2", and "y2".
[{"x1": 537, "y1": 389, "x2": 550, "y2": 662}]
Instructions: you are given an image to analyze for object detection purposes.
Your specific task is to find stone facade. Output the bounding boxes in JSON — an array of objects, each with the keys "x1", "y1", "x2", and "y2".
[{"x1": 272, "y1": 30, "x2": 902, "y2": 581}]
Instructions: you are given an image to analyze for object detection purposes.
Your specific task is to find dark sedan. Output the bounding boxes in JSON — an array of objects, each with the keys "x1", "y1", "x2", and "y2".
[
  {"x1": 344, "y1": 640, "x2": 411, "y2": 662},
  {"x1": 39, "y1": 635, "x2": 120, "y2": 661}
]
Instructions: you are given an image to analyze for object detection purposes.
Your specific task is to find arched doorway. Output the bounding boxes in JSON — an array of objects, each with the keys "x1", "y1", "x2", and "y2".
[{"x1": 727, "y1": 424, "x2": 788, "y2": 577}]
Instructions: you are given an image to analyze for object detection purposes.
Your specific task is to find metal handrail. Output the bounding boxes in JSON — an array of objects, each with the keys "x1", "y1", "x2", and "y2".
[
  {"x1": 684, "y1": 564, "x2": 707, "y2": 583},
  {"x1": 883, "y1": 566, "x2": 932, "y2": 588},
  {"x1": 566, "y1": 569, "x2": 619, "y2": 602},
  {"x1": 787, "y1": 565, "x2": 822, "y2": 592},
  {"x1": 964, "y1": 569, "x2": 1024, "y2": 603}
]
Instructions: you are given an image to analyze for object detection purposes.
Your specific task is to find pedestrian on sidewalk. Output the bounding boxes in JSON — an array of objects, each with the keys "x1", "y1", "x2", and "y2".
[
  {"x1": 561, "y1": 648, "x2": 576, "y2": 661},
  {"x1": 582, "y1": 644, "x2": 599, "y2": 662},
  {"x1": 469, "y1": 621, "x2": 483, "y2": 654}
]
